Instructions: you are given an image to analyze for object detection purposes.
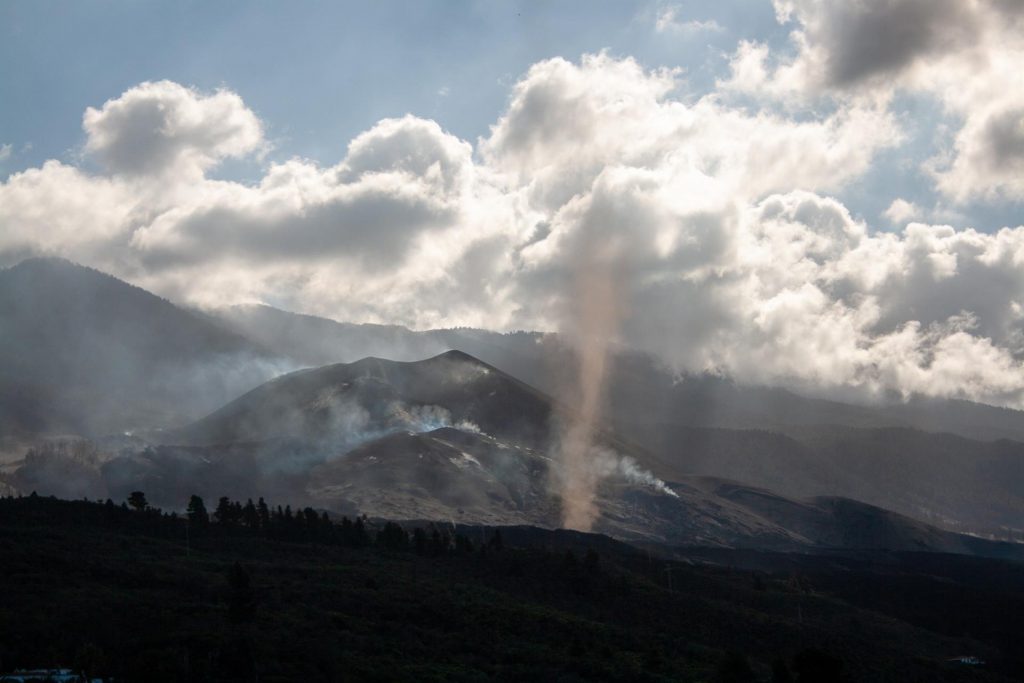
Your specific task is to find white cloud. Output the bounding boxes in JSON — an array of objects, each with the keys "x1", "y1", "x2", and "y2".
[
  {"x1": 83, "y1": 80, "x2": 264, "y2": 181},
  {"x1": 3, "y1": 54, "x2": 1024, "y2": 409},
  {"x1": 932, "y1": 101, "x2": 1024, "y2": 203},
  {"x1": 655, "y1": 6, "x2": 722, "y2": 34},
  {"x1": 723, "y1": 0, "x2": 1024, "y2": 203},
  {"x1": 883, "y1": 198, "x2": 920, "y2": 225},
  {"x1": 0, "y1": 161, "x2": 139, "y2": 257},
  {"x1": 0, "y1": 144, "x2": 11, "y2": 163}
]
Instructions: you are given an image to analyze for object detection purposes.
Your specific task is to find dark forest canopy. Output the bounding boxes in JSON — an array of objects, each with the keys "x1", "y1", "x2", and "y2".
[{"x1": 1, "y1": 493, "x2": 1022, "y2": 682}]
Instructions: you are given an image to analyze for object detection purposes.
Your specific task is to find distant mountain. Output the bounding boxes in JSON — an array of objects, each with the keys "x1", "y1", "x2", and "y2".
[
  {"x1": 217, "y1": 303, "x2": 1024, "y2": 443},
  {"x1": 168, "y1": 350, "x2": 565, "y2": 451},
  {"x1": 623, "y1": 377, "x2": 1024, "y2": 444},
  {"x1": 212, "y1": 304, "x2": 1024, "y2": 538},
  {"x1": 626, "y1": 424, "x2": 1024, "y2": 537},
  {"x1": 142, "y1": 351, "x2": 1019, "y2": 559},
  {"x1": 214, "y1": 303, "x2": 551, "y2": 391},
  {"x1": 0, "y1": 258, "x2": 288, "y2": 436},
  {"x1": 3, "y1": 260, "x2": 1022, "y2": 547},
  {"x1": 308, "y1": 425, "x2": 1022, "y2": 558}
]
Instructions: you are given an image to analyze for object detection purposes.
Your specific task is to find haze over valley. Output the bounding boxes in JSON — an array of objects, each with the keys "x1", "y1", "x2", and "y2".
[{"x1": 2, "y1": 257, "x2": 1022, "y2": 554}]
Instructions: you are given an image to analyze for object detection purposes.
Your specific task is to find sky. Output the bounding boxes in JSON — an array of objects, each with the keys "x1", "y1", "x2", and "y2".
[{"x1": 2, "y1": 0, "x2": 1024, "y2": 407}]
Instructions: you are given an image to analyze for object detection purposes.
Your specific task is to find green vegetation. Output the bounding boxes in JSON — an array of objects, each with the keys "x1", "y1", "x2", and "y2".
[{"x1": 0, "y1": 494, "x2": 1020, "y2": 682}]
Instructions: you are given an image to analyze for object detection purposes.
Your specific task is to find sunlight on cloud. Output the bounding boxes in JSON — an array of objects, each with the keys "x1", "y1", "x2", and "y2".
[
  {"x1": 725, "y1": 0, "x2": 1024, "y2": 202},
  {"x1": 3, "y1": 44, "x2": 1024, "y2": 409}
]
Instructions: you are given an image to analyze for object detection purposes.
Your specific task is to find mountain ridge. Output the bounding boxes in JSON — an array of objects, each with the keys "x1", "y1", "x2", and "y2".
[
  {"x1": 2, "y1": 258, "x2": 1022, "y2": 549},
  {"x1": 216, "y1": 300, "x2": 1024, "y2": 443},
  {"x1": 0, "y1": 257, "x2": 287, "y2": 436}
]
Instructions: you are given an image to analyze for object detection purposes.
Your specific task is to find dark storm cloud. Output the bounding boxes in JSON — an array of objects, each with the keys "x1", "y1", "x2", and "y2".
[{"x1": 810, "y1": 0, "x2": 979, "y2": 87}]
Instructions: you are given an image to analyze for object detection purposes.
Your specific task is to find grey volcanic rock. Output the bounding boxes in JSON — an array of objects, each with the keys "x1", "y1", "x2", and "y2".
[
  {"x1": 169, "y1": 350, "x2": 560, "y2": 450},
  {"x1": 160, "y1": 351, "x2": 1023, "y2": 559}
]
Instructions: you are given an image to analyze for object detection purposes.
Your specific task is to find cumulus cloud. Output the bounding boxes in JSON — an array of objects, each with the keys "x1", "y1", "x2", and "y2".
[
  {"x1": 83, "y1": 80, "x2": 264, "y2": 180},
  {"x1": 934, "y1": 102, "x2": 1024, "y2": 202},
  {"x1": 485, "y1": 54, "x2": 898, "y2": 212},
  {"x1": 724, "y1": 0, "x2": 1024, "y2": 203},
  {"x1": 884, "y1": 198, "x2": 920, "y2": 225},
  {"x1": 772, "y1": 0, "x2": 980, "y2": 89},
  {"x1": 3, "y1": 52, "x2": 1024, "y2": 409},
  {"x1": 0, "y1": 161, "x2": 140, "y2": 258}
]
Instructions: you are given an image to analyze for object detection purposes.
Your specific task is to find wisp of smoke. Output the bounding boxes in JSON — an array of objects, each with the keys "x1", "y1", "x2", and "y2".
[
  {"x1": 610, "y1": 452, "x2": 679, "y2": 498},
  {"x1": 391, "y1": 403, "x2": 481, "y2": 435}
]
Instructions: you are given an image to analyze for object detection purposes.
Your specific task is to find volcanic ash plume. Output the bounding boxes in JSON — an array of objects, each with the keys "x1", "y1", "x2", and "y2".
[{"x1": 556, "y1": 246, "x2": 625, "y2": 531}]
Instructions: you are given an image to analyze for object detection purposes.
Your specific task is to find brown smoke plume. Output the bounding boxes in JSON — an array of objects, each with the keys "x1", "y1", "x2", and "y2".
[{"x1": 556, "y1": 243, "x2": 626, "y2": 531}]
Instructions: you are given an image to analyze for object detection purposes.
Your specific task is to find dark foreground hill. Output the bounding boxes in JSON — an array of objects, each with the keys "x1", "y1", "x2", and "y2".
[{"x1": 1, "y1": 494, "x2": 1021, "y2": 682}]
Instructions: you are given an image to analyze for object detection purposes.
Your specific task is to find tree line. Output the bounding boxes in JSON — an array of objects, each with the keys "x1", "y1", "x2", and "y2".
[{"x1": 9, "y1": 489, "x2": 505, "y2": 556}]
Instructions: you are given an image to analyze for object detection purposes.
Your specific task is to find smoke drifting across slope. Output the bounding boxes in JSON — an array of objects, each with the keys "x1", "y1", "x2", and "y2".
[{"x1": 0, "y1": 257, "x2": 291, "y2": 436}]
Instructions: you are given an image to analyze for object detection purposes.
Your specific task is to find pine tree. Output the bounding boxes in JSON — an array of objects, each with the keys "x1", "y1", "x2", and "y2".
[
  {"x1": 320, "y1": 511, "x2": 332, "y2": 541},
  {"x1": 243, "y1": 499, "x2": 259, "y2": 529},
  {"x1": 429, "y1": 529, "x2": 446, "y2": 556},
  {"x1": 187, "y1": 495, "x2": 209, "y2": 528},
  {"x1": 377, "y1": 522, "x2": 408, "y2": 550},
  {"x1": 127, "y1": 491, "x2": 148, "y2": 511},
  {"x1": 214, "y1": 497, "x2": 235, "y2": 526},
  {"x1": 352, "y1": 517, "x2": 370, "y2": 547},
  {"x1": 257, "y1": 497, "x2": 270, "y2": 530},
  {"x1": 413, "y1": 527, "x2": 428, "y2": 555}
]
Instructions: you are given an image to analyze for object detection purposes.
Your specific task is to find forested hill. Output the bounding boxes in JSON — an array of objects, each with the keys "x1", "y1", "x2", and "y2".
[{"x1": 1, "y1": 493, "x2": 1022, "y2": 682}]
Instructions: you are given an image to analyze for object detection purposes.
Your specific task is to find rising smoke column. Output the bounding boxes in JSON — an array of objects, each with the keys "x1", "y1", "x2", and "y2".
[{"x1": 556, "y1": 241, "x2": 626, "y2": 531}]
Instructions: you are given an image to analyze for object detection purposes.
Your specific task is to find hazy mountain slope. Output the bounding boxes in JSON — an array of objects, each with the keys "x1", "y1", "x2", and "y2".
[
  {"x1": 170, "y1": 350, "x2": 562, "y2": 450},
  {"x1": 215, "y1": 303, "x2": 549, "y2": 387},
  {"x1": 7, "y1": 422, "x2": 1020, "y2": 559},
  {"x1": 306, "y1": 425, "x2": 1023, "y2": 557},
  {"x1": 213, "y1": 303, "x2": 452, "y2": 366},
  {"x1": 3, "y1": 261, "x2": 1021, "y2": 547},
  {"x1": 211, "y1": 303, "x2": 1024, "y2": 537},
  {"x1": 0, "y1": 258, "x2": 287, "y2": 436},
  {"x1": 149, "y1": 350, "x2": 1022, "y2": 559},
  {"x1": 632, "y1": 423, "x2": 1024, "y2": 537},
  {"x1": 703, "y1": 481, "x2": 1010, "y2": 557},
  {"x1": 639, "y1": 379, "x2": 1024, "y2": 444},
  {"x1": 217, "y1": 303, "x2": 1024, "y2": 443},
  {"x1": 308, "y1": 427, "x2": 558, "y2": 526}
]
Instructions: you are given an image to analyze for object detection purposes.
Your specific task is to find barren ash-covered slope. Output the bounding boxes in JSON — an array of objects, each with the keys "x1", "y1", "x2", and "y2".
[
  {"x1": 212, "y1": 301, "x2": 1024, "y2": 537},
  {"x1": 1, "y1": 258, "x2": 1022, "y2": 557},
  {"x1": 170, "y1": 350, "x2": 560, "y2": 449},
  {"x1": 157, "y1": 350, "x2": 1024, "y2": 559}
]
